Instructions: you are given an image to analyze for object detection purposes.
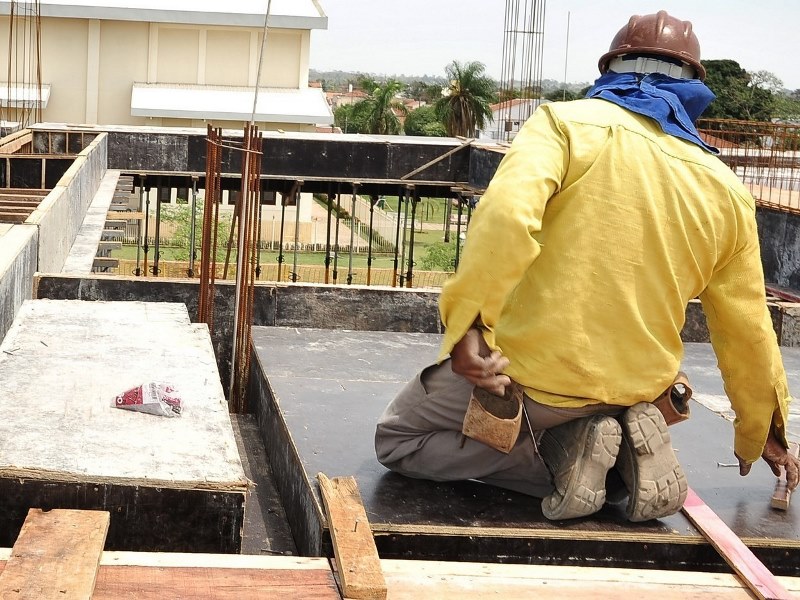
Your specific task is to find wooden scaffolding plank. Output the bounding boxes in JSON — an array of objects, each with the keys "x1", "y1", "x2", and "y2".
[
  {"x1": 771, "y1": 443, "x2": 799, "y2": 510},
  {"x1": 0, "y1": 508, "x2": 109, "y2": 600},
  {"x1": 682, "y1": 488, "x2": 793, "y2": 600},
  {"x1": 317, "y1": 473, "x2": 387, "y2": 600}
]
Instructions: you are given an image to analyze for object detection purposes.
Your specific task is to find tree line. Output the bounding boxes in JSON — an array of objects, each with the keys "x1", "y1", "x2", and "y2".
[{"x1": 324, "y1": 59, "x2": 800, "y2": 138}]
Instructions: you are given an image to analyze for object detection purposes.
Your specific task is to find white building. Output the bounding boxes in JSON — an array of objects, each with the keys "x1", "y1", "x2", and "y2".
[
  {"x1": 0, "y1": 0, "x2": 333, "y2": 130},
  {"x1": 479, "y1": 98, "x2": 549, "y2": 142}
]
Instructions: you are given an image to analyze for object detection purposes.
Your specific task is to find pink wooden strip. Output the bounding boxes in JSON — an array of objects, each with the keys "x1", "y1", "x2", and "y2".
[{"x1": 682, "y1": 487, "x2": 793, "y2": 600}]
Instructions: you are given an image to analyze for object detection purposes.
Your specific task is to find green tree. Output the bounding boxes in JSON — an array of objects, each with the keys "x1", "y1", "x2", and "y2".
[
  {"x1": 702, "y1": 59, "x2": 775, "y2": 121},
  {"x1": 544, "y1": 88, "x2": 581, "y2": 102},
  {"x1": 420, "y1": 240, "x2": 457, "y2": 272},
  {"x1": 773, "y1": 91, "x2": 800, "y2": 121},
  {"x1": 406, "y1": 81, "x2": 445, "y2": 105},
  {"x1": 334, "y1": 103, "x2": 368, "y2": 133},
  {"x1": 404, "y1": 105, "x2": 446, "y2": 136},
  {"x1": 161, "y1": 200, "x2": 232, "y2": 262},
  {"x1": 351, "y1": 79, "x2": 408, "y2": 134},
  {"x1": 435, "y1": 61, "x2": 496, "y2": 137}
]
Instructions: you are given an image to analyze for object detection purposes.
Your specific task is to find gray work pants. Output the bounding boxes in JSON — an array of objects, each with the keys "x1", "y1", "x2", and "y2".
[{"x1": 374, "y1": 360, "x2": 622, "y2": 498}]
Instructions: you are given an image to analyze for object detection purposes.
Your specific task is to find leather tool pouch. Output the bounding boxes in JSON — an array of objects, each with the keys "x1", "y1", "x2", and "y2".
[
  {"x1": 652, "y1": 371, "x2": 692, "y2": 426},
  {"x1": 462, "y1": 382, "x2": 523, "y2": 454}
]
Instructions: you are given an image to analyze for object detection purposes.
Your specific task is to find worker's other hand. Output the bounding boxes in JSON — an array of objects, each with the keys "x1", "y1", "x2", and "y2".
[
  {"x1": 736, "y1": 431, "x2": 800, "y2": 491},
  {"x1": 450, "y1": 327, "x2": 511, "y2": 396}
]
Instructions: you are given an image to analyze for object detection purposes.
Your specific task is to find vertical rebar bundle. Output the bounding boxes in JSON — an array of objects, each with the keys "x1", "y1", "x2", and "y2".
[
  {"x1": 197, "y1": 125, "x2": 223, "y2": 333},
  {"x1": 497, "y1": 0, "x2": 546, "y2": 141},
  {"x1": 5, "y1": 0, "x2": 43, "y2": 127},
  {"x1": 229, "y1": 123, "x2": 263, "y2": 413}
]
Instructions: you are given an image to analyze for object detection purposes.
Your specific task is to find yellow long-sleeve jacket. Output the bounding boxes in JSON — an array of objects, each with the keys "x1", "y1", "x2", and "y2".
[{"x1": 439, "y1": 99, "x2": 790, "y2": 463}]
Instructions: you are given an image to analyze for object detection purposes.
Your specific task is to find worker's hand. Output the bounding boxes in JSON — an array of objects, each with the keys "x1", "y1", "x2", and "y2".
[
  {"x1": 736, "y1": 431, "x2": 800, "y2": 491},
  {"x1": 450, "y1": 327, "x2": 511, "y2": 396}
]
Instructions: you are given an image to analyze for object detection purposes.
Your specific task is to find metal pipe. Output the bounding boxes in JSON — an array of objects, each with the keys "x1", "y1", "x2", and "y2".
[
  {"x1": 276, "y1": 184, "x2": 292, "y2": 282},
  {"x1": 454, "y1": 195, "x2": 465, "y2": 269},
  {"x1": 405, "y1": 191, "x2": 418, "y2": 288},
  {"x1": 152, "y1": 181, "x2": 162, "y2": 276},
  {"x1": 291, "y1": 181, "x2": 303, "y2": 282},
  {"x1": 347, "y1": 183, "x2": 359, "y2": 285},
  {"x1": 367, "y1": 194, "x2": 376, "y2": 286},
  {"x1": 398, "y1": 186, "x2": 412, "y2": 287},
  {"x1": 134, "y1": 181, "x2": 143, "y2": 276},
  {"x1": 324, "y1": 189, "x2": 333, "y2": 284},
  {"x1": 392, "y1": 187, "x2": 403, "y2": 287},
  {"x1": 188, "y1": 177, "x2": 198, "y2": 277},
  {"x1": 332, "y1": 191, "x2": 341, "y2": 283},
  {"x1": 142, "y1": 180, "x2": 150, "y2": 276}
]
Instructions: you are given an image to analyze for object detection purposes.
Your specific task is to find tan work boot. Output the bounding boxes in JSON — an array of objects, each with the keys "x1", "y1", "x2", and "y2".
[
  {"x1": 539, "y1": 415, "x2": 622, "y2": 520},
  {"x1": 616, "y1": 402, "x2": 688, "y2": 522}
]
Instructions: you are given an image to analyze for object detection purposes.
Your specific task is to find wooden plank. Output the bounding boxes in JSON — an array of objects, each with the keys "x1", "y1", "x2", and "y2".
[
  {"x1": 0, "y1": 508, "x2": 109, "y2": 600},
  {"x1": 380, "y1": 559, "x2": 800, "y2": 599},
  {"x1": 0, "y1": 213, "x2": 29, "y2": 223},
  {"x1": 771, "y1": 443, "x2": 800, "y2": 510},
  {"x1": 682, "y1": 488, "x2": 793, "y2": 600},
  {"x1": 107, "y1": 211, "x2": 144, "y2": 220},
  {"x1": 0, "y1": 131, "x2": 32, "y2": 155},
  {"x1": 0, "y1": 553, "x2": 341, "y2": 600},
  {"x1": 317, "y1": 473, "x2": 387, "y2": 600}
]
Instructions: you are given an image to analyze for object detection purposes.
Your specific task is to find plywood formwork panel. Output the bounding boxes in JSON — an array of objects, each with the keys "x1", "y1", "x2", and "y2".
[{"x1": 251, "y1": 327, "x2": 800, "y2": 573}]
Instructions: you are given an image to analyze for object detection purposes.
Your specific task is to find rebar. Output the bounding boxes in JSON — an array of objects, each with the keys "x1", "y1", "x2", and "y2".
[
  {"x1": 497, "y1": 0, "x2": 547, "y2": 141},
  {"x1": 698, "y1": 119, "x2": 800, "y2": 214}
]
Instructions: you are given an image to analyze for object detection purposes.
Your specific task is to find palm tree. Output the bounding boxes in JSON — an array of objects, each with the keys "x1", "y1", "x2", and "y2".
[
  {"x1": 352, "y1": 79, "x2": 408, "y2": 135},
  {"x1": 435, "y1": 61, "x2": 495, "y2": 137}
]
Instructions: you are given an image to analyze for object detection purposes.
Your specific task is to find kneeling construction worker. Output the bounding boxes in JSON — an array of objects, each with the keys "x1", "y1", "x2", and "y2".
[{"x1": 375, "y1": 10, "x2": 800, "y2": 521}]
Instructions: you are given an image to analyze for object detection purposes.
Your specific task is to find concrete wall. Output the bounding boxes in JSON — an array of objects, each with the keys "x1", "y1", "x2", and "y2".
[
  {"x1": 0, "y1": 225, "x2": 38, "y2": 341},
  {"x1": 757, "y1": 206, "x2": 800, "y2": 290},
  {"x1": 25, "y1": 133, "x2": 107, "y2": 273}
]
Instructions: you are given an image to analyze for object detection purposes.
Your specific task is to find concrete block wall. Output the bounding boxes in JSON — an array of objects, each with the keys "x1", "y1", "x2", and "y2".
[
  {"x1": 0, "y1": 225, "x2": 38, "y2": 340},
  {"x1": 24, "y1": 133, "x2": 108, "y2": 273}
]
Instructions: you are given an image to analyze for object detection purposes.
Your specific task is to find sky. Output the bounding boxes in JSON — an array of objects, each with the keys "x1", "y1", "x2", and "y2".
[{"x1": 309, "y1": 0, "x2": 800, "y2": 90}]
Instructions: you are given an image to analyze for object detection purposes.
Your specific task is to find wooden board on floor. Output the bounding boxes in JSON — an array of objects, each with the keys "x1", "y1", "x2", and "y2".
[
  {"x1": 2, "y1": 549, "x2": 800, "y2": 599},
  {"x1": 0, "y1": 553, "x2": 341, "y2": 600},
  {"x1": 380, "y1": 560, "x2": 800, "y2": 599},
  {"x1": 682, "y1": 488, "x2": 793, "y2": 600},
  {"x1": 0, "y1": 508, "x2": 109, "y2": 600},
  {"x1": 318, "y1": 473, "x2": 386, "y2": 600}
]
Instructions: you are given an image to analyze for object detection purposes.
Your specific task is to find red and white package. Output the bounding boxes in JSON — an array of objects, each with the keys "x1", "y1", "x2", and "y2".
[{"x1": 113, "y1": 382, "x2": 183, "y2": 417}]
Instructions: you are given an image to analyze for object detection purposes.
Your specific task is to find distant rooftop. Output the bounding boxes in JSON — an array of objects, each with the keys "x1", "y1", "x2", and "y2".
[{"x1": 0, "y1": 0, "x2": 328, "y2": 29}]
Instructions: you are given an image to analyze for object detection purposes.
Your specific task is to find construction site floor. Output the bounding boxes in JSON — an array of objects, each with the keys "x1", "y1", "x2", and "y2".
[{"x1": 250, "y1": 326, "x2": 800, "y2": 575}]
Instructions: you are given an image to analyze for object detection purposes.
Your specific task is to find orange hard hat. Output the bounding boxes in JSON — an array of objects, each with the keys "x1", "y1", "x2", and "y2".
[{"x1": 598, "y1": 10, "x2": 705, "y2": 80}]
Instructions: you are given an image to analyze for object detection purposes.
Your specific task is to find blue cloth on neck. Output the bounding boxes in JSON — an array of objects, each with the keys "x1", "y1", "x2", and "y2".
[{"x1": 585, "y1": 72, "x2": 718, "y2": 154}]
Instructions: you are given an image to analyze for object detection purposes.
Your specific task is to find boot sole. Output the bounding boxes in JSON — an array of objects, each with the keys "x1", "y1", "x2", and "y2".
[
  {"x1": 621, "y1": 403, "x2": 688, "y2": 522},
  {"x1": 542, "y1": 417, "x2": 622, "y2": 520}
]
